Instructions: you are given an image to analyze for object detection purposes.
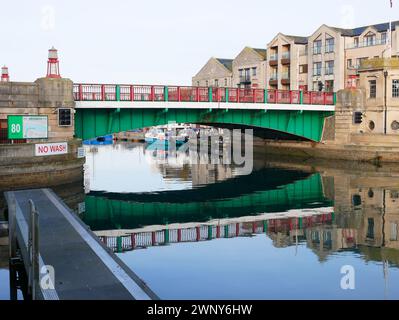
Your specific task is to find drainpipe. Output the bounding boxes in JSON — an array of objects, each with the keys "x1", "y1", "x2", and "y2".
[{"x1": 384, "y1": 70, "x2": 388, "y2": 135}]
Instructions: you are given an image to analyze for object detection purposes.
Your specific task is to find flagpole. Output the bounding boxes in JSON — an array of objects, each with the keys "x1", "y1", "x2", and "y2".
[{"x1": 389, "y1": 0, "x2": 393, "y2": 57}]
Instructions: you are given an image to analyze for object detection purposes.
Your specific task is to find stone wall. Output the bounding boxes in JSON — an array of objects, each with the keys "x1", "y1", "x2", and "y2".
[
  {"x1": 0, "y1": 139, "x2": 84, "y2": 189},
  {"x1": 0, "y1": 78, "x2": 75, "y2": 142}
]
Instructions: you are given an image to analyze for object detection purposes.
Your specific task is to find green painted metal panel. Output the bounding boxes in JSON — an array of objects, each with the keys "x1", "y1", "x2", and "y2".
[
  {"x1": 75, "y1": 108, "x2": 333, "y2": 142},
  {"x1": 164, "y1": 228, "x2": 169, "y2": 244},
  {"x1": 117, "y1": 236, "x2": 122, "y2": 253},
  {"x1": 224, "y1": 225, "x2": 229, "y2": 238},
  {"x1": 208, "y1": 225, "x2": 213, "y2": 240},
  {"x1": 83, "y1": 173, "x2": 333, "y2": 231},
  {"x1": 116, "y1": 85, "x2": 121, "y2": 101},
  {"x1": 164, "y1": 87, "x2": 169, "y2": 102}
]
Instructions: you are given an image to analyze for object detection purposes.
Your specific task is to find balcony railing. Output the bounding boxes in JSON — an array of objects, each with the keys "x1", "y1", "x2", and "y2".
[
  {"x1": 73, "y1": 84, "x2": 336, "y2": 106},
  {"x1": 281, "y1": 52, "x2": 290, "y2": 60},
  {"x1": 281, "y1": 72, "x2": 290, "y2": 80},
  {"x1": 346, "y1": 38, "x2": 387, "y2": 49},
  {"x1": 239, "y1": 76, "x2": 251, "y2": 84}
]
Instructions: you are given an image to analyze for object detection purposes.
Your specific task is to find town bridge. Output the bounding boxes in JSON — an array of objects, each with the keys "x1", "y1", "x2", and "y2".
[{"x1": 73, "y1": 84, "x2": 335, "y2": 141}]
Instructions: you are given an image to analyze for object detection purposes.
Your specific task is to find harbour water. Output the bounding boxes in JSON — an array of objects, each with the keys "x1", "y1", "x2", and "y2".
[
  {"x1": 82, "y1": 142, "x2": 399, "y2": 300},
  {"x1": 1, "y1": 141, "x2": 399, "y2": 300}
]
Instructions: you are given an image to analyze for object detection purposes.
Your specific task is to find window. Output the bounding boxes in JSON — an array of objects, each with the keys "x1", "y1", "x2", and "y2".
[
  {"x1": 224, "y1": 78, "x2": 227, "y2": 87},
  {"x1": 390, "y1": 223, "x2": 398, "y2": 241},
  {"x1": 325, "y1": 80, "x2": 334, "y2": 92},
  {"x1": 381, "y1": 32, "x2": 387, "y2": 44},
  {"x1": 356, "y1": 57, "x2": 368, "y2": 69},
  {"x1": 325, "y1": 37, "x2": 335, "y2": 53},
  {"x1": 313, "y1": 40, "x2": 322, "y2": 55},
  {"x1": 196, "y1": 81, "x2": 200, "y2": 87},
  {"x1": 299, "y1": 64, "x2": 308, "y2": 74},
  {"x1": 369, "y1": 80, "x2": 376, "y2": 98},
  {"x1": 313, "y1": 62, "x2": 322, "y2": 76},
  {"x1": 252, "y1": 67, "x2": 257, "y2": 76},
  {"x1": 352, "y1": 194, "x2": 362, "y2": 206},
  {"x1": 354, "y1": 37, "x2": 359, "y2": 48},
  {"x1": 206, "y1": 80, "x2": 209, "y2": 87},
  {"x1": 347, "y1": 59, "x2": 353, "y2": 68},
  {"x1": 239, "y1": 69, "x2": 243, "y2": 77},
  {"x1": 367, "y1": 218, "x2": 375, "y2": 239},
  {"x1": 325, "y1": 60, "x2": 334, "y2": 75},
  {"x1": 214, "y1": 79, "x2": 218, "y2": 87},
  {"x1": 365, "y1": 32, "x2": 376, "y2": 46},
  {"x1": 393, "y1": 80, "x2": 399, "y2": 98}
]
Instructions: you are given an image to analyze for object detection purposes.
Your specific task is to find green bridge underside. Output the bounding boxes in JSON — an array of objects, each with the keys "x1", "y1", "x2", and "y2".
[
  {"x1": 75, "y1": 108, "x2": 333, "y2": 141},
  {"x1": 83, "y1": 173, "x2": 332, "y2": 231}
]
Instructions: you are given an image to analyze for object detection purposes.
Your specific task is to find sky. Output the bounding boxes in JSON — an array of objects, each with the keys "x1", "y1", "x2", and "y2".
[{"x1": 0, "y1": 0, "x2": 396, "y2": 84}]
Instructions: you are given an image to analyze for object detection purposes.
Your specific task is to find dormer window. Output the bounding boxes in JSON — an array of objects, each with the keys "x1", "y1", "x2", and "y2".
[
  {"x1": 365, "y1": 32, "x2": 376, "y2": 46},
  {"x1": 313, "y1": 40, "x2": 322, "y2": 55},
  {"x1": 325, "y1": 37, "x2": 335, "y2": 53}
]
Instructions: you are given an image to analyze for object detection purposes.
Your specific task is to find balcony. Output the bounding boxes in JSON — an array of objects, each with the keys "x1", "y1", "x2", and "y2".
[
  {"x1": 239, "y1": 76, "x2": 251, "y2": 85},
  {"x1": 269, "y1": 53, "x2": 278, "y2": 67},
  {"x1": 281, "y1": 52, "x2": 291, "y2": 65},
  {"x1": 269, "y1": 74, "x2": 278, "y2": 86},
  {"x1": 281, "y1": 72, "x2": 290, "y2": 85}
]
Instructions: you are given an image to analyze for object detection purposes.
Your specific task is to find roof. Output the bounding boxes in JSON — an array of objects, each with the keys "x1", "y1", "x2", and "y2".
[
  {"x1": 252, "y1": 48, "x2": 267, "y2": 59},
  {"x1": 330, "y1": 20, "x2": 399, "y2": 37},
  {"x1": 283, "y1": 34, "x2": 308, "y2": 44},
  {"x1": 215, "y1": 58, "x2": 233, "y2": 71}
]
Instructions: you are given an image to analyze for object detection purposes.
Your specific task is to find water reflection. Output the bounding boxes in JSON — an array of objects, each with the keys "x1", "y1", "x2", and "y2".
[{"x1": 81, "y1": 142, "x2": 399, "y2": 299}]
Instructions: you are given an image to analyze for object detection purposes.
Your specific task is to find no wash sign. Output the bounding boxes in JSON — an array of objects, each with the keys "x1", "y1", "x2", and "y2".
[{"x1": 35, "y1": 142, "x2": 68, "y2": 157}]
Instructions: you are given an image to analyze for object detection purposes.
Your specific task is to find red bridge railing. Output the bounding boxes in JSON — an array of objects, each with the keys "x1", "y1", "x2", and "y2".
[
  {"x1": 99, "y1": 212, "x2": 334, "y2": 253},
  {"x1": 73, "y1": 84, "x2": 336, "y2": 105}
]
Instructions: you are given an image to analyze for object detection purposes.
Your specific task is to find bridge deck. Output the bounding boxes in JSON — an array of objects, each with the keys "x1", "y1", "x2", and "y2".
[{"x1": 5, "y1": 189, "x2": 158, "y2": 300}]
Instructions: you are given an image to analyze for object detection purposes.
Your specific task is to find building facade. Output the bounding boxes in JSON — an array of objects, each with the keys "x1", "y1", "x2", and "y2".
[
  {"x1": 231, "y1": 47, "x2": 267, "y2": 89},
  {"x1": 266, "y1": 33, "x2": 308, "y2": 91},
  {"x1": 193, "y1": 20, "x2": 399, "y2": 93},
  {"x1": 192, "y1": 57, "x2": 233, "y2": 87}
]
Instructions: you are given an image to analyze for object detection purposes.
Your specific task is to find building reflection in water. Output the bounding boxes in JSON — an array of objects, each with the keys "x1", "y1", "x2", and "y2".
[{"x1": 82, "y1": 142, "x2": 399, "y2": 271}]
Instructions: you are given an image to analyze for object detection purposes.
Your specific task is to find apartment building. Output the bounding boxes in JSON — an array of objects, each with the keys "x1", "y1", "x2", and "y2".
[
  {"x1": 193, "y1": 20, "x2": 399, "y2": 93},
  {"x1": 345, "y1": 21, "x2": 399, "y2": 86},
  {"x1": 192, "y1": 57, "x2": 233, "y2": 87},
  {"x1": 266, "y1": 33, "x2": 308, "y2": 91},
  {"x1": 232, "y1": 47, "x2": 267, "y2": 89},
  {"x1": 307, "y1": 21, "x2": 399, "y2": 92}
]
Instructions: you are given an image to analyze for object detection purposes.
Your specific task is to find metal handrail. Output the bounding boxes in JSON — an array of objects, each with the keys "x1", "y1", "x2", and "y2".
[
  {"x1": 73, "y1": 84, "x2": 336, "y2": 105},
  {"x1": 28, "y1": 199, "x2": 39, "y2": 300}
]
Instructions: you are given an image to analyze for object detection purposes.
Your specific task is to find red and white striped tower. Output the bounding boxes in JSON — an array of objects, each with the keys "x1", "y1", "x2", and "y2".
[
  {"x1": 1, "y1": 66, "x2": 9, "y2": 82},
  {"x1": 46, "y1": 46, "x2": 61, "y2": 78}
]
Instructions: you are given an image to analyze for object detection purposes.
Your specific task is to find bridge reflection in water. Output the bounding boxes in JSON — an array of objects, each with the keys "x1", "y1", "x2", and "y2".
[{"x1": 80, "y1": 143, "x2": 399, "y2": 299}]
